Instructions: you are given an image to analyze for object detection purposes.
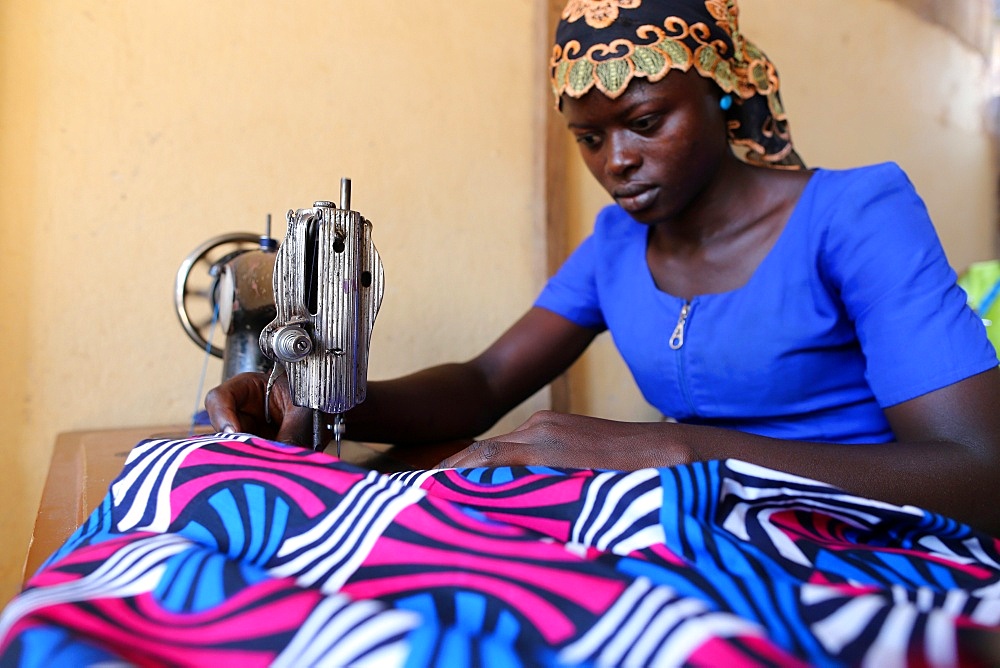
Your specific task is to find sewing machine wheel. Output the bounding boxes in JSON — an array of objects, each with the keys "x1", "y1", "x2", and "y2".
[{"x1": 174, "y1": 232, "x2": 265, "y2": 358}]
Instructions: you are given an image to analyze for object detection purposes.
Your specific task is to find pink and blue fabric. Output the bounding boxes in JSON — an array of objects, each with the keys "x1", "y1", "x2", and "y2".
[{"x1": 2, "y1": 433, "x2": 1000, "y2": 666}]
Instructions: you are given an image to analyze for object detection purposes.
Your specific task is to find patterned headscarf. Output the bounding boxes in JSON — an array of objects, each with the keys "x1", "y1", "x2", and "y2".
[{"x1": 551, "y1": 0, "x2": 804, "y2": 168}]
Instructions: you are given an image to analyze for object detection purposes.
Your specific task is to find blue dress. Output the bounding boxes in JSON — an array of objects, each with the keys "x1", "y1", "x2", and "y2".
[{"x1": 534, "y1": 163, "x2": 998, "y2": 443}]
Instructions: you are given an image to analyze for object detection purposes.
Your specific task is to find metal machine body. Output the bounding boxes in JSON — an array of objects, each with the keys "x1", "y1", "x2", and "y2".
[
  {"x1": 260, "y1": 179, "x2": 385, "y2": 452},
  {"x1": 175, "y1": 229, "x2": 278, "y2": 382},
  {"x1": 217, "y1": 239, "x2": 279, "y2": 379}
]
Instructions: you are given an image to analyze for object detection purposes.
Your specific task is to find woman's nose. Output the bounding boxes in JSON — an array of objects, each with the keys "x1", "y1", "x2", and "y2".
[{"x1": 606, "y1": 132, "x2": 640, "y2": 176}]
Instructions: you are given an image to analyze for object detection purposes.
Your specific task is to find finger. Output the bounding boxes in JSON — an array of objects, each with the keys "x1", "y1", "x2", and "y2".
[
  {"x1": 205, "y1": 372, "x2": 268, "y2": 434},
  {"x1": 436, "y1": 441, "x2": 480, "y2": 469},
  {"x1": 275, "y1": 406, "x2": 318, "y2": 448},
  {"x1": 437, "y1": 440, "x2": 504, "y2": 469},
  {"x1": 205, "y1": 385, "x2": 243, "y2": 433}
]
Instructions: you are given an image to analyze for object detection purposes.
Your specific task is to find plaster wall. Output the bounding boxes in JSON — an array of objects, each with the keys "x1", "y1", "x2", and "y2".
[{"x1": 0, "y1": 0, "x2": 543, "y2": 606}]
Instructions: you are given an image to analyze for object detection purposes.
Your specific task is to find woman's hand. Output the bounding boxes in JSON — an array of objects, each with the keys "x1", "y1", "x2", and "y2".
[
  {"x1": 204, "y1": 371, "x2": 315, "y2": 447},
  {"x1": 437, "y1": 410, "x2": 697, "y2": 471}
]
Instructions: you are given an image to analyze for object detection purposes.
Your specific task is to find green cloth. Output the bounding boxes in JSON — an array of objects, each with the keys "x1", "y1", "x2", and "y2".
[{"x1": 958, "y1": 260, "x2": 1000, "y2": 354}]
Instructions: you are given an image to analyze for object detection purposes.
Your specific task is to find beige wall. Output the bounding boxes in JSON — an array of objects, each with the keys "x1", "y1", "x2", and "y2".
[
  {"x1": 1, "y1": 0, "x2": 997, "y2": 609},
  {"x1": 564, "y1": 0, "x2": 1000, "y2": 420},
  {"x1": 0, "y1": 0, "x2": 544, "y2": 606}
]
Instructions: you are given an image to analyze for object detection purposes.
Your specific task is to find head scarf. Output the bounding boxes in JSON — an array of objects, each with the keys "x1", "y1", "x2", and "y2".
[{"x1": 551, "y1": 0, "x2": 804, "y2": 168}]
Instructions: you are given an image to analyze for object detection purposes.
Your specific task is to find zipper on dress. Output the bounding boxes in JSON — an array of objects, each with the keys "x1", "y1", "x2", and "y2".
[{"x1": 669, "y1": 301, "x2": 691, "y2": 350}]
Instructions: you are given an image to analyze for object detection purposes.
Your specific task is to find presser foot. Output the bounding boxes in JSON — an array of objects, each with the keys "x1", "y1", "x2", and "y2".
[
  {"x1": 331, "y1": 413, "x2": 345, "y2": 457},
  {"x1": 312, "y1": 410, "x2": 344, "y2": 455}
]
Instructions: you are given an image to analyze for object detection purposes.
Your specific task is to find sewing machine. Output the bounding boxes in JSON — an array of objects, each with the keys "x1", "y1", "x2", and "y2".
[
  {"x1": 173, "y1": 178, "x2": 383, "y2": 453},
  {"x1": 261, "y1": 179, "x2": 385, "y2": 453},
  {"x1": 25, "y1": 180, "x2": 464, "y2": 585}
]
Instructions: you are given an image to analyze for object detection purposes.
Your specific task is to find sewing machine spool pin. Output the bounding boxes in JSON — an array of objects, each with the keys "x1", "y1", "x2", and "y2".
[{"x1": 261, "y1": 178, "x2": 384, "y2": 455}]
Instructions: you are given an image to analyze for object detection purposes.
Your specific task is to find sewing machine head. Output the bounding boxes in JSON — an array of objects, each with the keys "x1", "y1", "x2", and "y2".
[
  {"x1": 260, "y1": 179, "x2": 385, "y2": 449},
  {"x1": 175, "y1": 178, "x2": 384, "y2": 451}
]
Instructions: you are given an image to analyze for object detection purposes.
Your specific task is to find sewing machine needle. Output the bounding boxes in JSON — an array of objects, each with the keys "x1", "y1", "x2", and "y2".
[
  {"x1": 313, "y1": 409, "x2": 322, "y2": 452},
  {"x1": 333, "y1": 413, "x2": 344, "y2": 458}
]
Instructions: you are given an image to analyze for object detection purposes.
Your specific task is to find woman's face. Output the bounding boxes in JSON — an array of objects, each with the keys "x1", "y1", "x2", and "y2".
[{"x1": 561, "y1": 70, "x2": 731, "y2": 225}]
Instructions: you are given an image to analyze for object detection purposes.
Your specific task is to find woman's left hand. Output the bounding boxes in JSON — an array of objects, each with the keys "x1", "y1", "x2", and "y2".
[{"x1": 436, "y1": 410, "x2": 696, "y2": 470}]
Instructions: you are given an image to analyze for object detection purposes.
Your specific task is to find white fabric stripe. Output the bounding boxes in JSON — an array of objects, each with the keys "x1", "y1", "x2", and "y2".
[
  {"x1": 940, "y1": 589, "x2": 969, "y2": 617},
  {"x1": 311, "y1": 487, "x2": 423, "y2": 592},
  {"x1": 601, "y1": 585, "x2": 676, "y2": 661},
  {"x1": 278, "y1": 471, "x2": 390, "y2": 556},
  {"x1": 726, "y1": 459, "x2": 838, "y2": 485},
  {"x1": 581, "y1": 470, "x2": 658, "y2": 548},
  {"x1": 270, "y1": 472, "x2": 423, "y2": 590},
  {"x1": 812, "y1": 594, "x2": 885, "y2": 654},
  {"x1": 725, "y1": 459, "x2": 916, "y2": 511},
  {"x1": 114, "y1": 439, "x2": 207, "y2": 532},
  {"x1": 973, "y1": 578, "x2": 1000, "y2": 598},
  {"x1": 338, "y1": 643, "x2": 411, "y2": 668},
  {"x1": 318, "y1": 601, "x2": 416, "y2": 665},
  {"x1": 272, "y1": 595, "x2": 350, "y2": 667},
  {"x1": 273, "y1": 595, "x2": 418, "y2": 667},
  {"x1": 721, "y1": 488, "x2": 885, "y2": 535},
  {"x1": 969, "y1": 596, "x2": 1000, "y2": 625},
  {"x1": 800, "y1": 583, "x2": 850, "y2": 606},
  {"x1": 0, "y1": 535, "x2": 190, "y2": 639},
  {"x1": 758, "y1": 506, "x2": 812, "y2": 567},
  {"x1": 124, "y1": 437, "x2": 173, "y2": 463},
  {"x1": 561, "y1": 575, "x2": 765, "y2": 668},
  {"x1": 610, "y1": 524, "x2": 668, "y2": 556},
  {"x1": 861, "y1": 604, "x2": 917, "y2": 668},
  {"x1": 924, "y1": 609, "x2": 958, "y2": 668},
  {"x1": 965, "y1": 537, "x2": 1000, "y2": 570},
  {"x1": 915, "y1": 534, "x2": 996, "y2": 569},
  {"x1": 595, "y1": 486, "x2": 661, "y2": 552},
  {"x1": 558, "y1": 579, "x2": 654, "y2": 663},
  {"x1": 282, "y1": 469, "x2": 414, "y2": 559},
  {"x1": 721, "y1": 461, "x2": 923, "y2": 521},
  {"x1": 573, "y1": 471, "x2": 615, "y2": 545},
  {"x1": 385, "y1": 469, "x2": 437, "y2": 488},
  {"x1": 620, "y1": 594, "x2": 704, "y2": 665},
  {"x1": 111, "y1": 438, "x2": 179, "y2": 506},
  {"x1": 650, "y1": 615, "x2": 762, "y2": 667},
  {"x1": 915, "y1": 586, "x2": 935, "y2": 612},
  {"x1": 722, "y1": 497, "x2": 902, "y2": 545}
]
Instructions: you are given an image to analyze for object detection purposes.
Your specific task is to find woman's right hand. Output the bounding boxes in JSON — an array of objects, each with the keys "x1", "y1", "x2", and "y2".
[{"x1": 204, "y1": 371, "x2": 315, "y2": 447}]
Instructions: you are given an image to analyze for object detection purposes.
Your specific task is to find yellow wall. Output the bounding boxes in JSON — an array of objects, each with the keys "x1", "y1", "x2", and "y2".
[
  {"x1": 1, "y1": 0, "x2": 997, "y2": 609},
  {"x1": 564, "y1": 0, "x2": 1000, "y2": 420},
  {"x1": 0, "y1": 0, "x2": 544, "y2": 606}
]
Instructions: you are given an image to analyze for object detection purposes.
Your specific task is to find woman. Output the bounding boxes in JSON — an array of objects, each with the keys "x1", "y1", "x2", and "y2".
[{"x1": 206, "y1": 0, "x2": 1000, "y2": 535}]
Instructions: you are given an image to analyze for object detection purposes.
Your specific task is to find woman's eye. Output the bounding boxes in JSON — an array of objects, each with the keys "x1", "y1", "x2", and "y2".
[{"x1": 631, "y1": 115, "x2": 661, "y2": 132}]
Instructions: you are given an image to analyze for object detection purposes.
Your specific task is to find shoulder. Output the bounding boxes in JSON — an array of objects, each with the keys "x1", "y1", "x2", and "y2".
[
  {"x1": 802, "y1": 162, "x2": 933, "y2": 248},
  {"x1": 799, "y1": 162, "x2": 947, "y2": 302},
  {"x1": 807, "y1": 162, "x2": 919, "y2": 207}
]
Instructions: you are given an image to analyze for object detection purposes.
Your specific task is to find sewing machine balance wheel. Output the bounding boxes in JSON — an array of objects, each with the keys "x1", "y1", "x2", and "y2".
[{"x1": 174, "y1": 232, "x2": 268, "y2": 358}]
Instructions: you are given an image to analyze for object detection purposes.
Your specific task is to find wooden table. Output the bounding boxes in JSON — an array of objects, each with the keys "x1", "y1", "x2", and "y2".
[{"x1": 22, "y1": 426, "x2": 465, "y2": 585}]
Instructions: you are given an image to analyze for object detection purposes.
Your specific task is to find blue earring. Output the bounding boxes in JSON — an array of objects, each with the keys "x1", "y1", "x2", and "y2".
[{"x1": 719, "y1": 94, "x2": 733, "y2": 111}]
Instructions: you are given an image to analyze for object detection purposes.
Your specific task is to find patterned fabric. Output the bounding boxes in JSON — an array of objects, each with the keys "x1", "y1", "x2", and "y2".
[
  {"x1": 551, "y1": 0, "x2": 804, "y2": 167},
  {"x1": 3, "y1": 434, "x2": 1000, "y2": 666}
]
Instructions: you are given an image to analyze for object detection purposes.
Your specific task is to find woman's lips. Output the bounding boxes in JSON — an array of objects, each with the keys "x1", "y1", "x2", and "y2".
[{"x1": 614, "y1": 184, "x2": 659, "y2": 213}]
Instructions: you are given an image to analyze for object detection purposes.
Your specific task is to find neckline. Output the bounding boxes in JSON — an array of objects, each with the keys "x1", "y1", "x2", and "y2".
[{"x1": 643, "y1": 169, "x2": 821, "y2": 303}]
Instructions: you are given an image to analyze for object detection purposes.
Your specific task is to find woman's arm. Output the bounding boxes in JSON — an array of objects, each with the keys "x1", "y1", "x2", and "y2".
[
  {"x1": 441, "y1": 367, "x2": 1000, "y2": 536},
  {"x1": 205, "y1": 307, "x2": 600, "y2": 448}
]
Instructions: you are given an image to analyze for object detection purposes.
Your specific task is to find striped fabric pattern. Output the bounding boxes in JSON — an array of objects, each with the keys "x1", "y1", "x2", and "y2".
[{"x1": 2, "y1": 434, "x2": 1000, "y2": 666}]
